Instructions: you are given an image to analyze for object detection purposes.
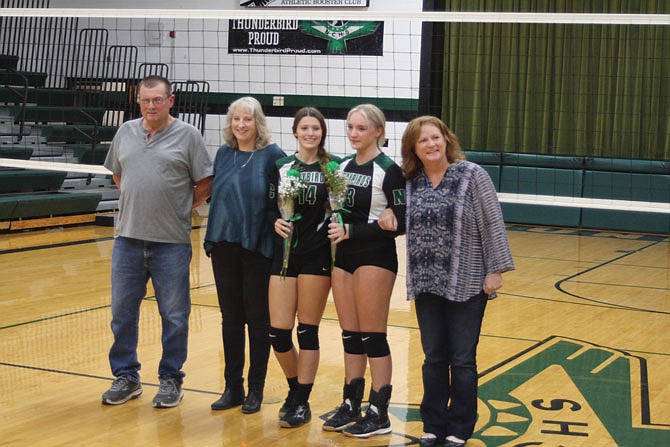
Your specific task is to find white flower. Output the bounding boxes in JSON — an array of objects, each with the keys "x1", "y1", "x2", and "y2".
[{"x1": 278, "y1": 175, "x2": 306, "y2": 199}]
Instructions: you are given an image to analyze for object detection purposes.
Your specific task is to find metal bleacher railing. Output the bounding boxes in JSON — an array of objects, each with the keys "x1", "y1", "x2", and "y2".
[{"x1": 0, "y1": 6, "x2": 205, "y2": 227}]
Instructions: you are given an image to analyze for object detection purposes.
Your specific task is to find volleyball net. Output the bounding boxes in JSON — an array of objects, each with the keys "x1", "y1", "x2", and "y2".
[{"x1": 0, "y1": 7, "x2": 668, "y2": 229}]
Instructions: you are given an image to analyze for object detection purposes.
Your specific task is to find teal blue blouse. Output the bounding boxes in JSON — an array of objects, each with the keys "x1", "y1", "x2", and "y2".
[{"x1": 204, "y1": 143, "x2": 285, "y2": 258}]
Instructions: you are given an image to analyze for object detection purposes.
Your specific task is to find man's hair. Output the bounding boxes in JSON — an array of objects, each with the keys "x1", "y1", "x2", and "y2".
[{"x1": 138, "y1": 75, "x2": 172, "y2": 97}]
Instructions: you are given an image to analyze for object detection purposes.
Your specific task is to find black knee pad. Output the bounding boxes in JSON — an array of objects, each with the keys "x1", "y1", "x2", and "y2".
[
  {"x1": 361, "y1": 332, "x2": 390, "y2": 358},
  {"x1": 297, "y1": 323, "x2": 319, "y2": 350},
  {"x1": 342, "y1": 330, "x2": 365, "y2": 355},
  {"x1": 269, "y1": 326, "x2": 293, "y2": 353}
]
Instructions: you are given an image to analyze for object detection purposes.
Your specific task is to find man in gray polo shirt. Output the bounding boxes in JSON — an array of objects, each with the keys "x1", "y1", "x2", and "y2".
[{"x1": 101, "y1": 75, "x2": 213, "y2": 408}]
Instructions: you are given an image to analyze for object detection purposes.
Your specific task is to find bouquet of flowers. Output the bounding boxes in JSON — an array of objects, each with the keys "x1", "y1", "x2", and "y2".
[
  {"x1": 322, "y1": 160, "x2": 350, "y2": 270},
  {"x1": 277, "y1": 168, "x2": 307, "y2": 278}
]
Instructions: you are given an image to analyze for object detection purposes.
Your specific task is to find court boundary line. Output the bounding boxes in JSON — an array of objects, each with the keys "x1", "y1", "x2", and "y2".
[
  {"x1": 505, "y1": 292, "x2": 669, "y2": 316},
  {"x1": 555, "y1": 240, "x2": 669, "y2": 314},
  {"x1": 0, "y1": 361, "x2": 220, "y2": 395},
  {"x1": 0, "y1": 225, "x2": 208, "y2": 256},
  {"x1": 2, "y1": 224, "x2": 667, "y2": 256},
  {"x1": 2, "y1": 297, "x2": 667, "y2": 359},
  {"x1": 506, "y1": 225, "x2": 669, "y2": 242}
]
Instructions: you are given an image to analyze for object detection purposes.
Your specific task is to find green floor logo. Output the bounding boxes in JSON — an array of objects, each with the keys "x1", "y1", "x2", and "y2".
[
  {"x1": 471, "y1": 336, "x2": 669, "y2": 446},
  {"x1": 319, "y1": 336, "x2": 668, "y2": 446}
]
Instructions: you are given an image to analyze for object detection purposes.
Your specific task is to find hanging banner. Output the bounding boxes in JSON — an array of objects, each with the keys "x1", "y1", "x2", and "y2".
[
  {"x1": 241, "y1": 0, "x2": 370, "y2": 6},
  {"x1": 228, "y1": 20, "x2": 383, "y2": 55}
]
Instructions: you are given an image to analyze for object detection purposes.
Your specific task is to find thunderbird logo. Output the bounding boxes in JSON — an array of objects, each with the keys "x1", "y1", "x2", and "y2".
[
  {"x1": 473, "y1": 336, "x2": 668, "y2": 446},
  {"x1": 320, "y1": 336, "x2": 669, "y2": 446},
  {"x1": 299, "y1": 21, "x2": 380, "y2": 54}
]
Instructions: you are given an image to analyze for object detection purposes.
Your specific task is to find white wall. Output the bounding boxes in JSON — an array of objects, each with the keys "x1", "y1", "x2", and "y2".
[{"x1": 44, "y1": 0, "x2": 423, "y2": 158}]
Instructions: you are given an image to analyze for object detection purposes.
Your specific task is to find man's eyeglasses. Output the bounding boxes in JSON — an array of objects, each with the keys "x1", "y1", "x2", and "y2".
[{"x1": 137, "y1": 96, "x2": 171, "y2": 106}]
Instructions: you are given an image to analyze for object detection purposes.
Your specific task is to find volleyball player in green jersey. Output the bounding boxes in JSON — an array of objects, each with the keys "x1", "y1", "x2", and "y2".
[
  {"x1": 324, "y1": 104, "x2": 406, "y2": 438},
  {"x1": 268, "y1": 107, "x2": 339, "y2": 428}
]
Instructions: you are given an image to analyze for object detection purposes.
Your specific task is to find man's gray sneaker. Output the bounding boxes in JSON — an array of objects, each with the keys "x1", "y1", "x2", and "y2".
[
  {"x1": 152, "y1": 377, "x2": 184, "y2": 408},
  {"x1": 102, "y1": 376, "x2": 143, "y2": 405}
]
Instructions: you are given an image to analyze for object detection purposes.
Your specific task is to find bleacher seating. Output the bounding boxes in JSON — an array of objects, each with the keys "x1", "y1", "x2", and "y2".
[
  {"x1": 0, "y1": 192, "x2": 103, "y2": 221},
  {"x1": 0, "y1": 23, "x2": 212, "y2": 230},
  {"x1": 0, "y1": 55, "x2": 19, "y2": 70},
  {"x1": 0, "y1": 70, "x2": 48, "y2": 88},
  {"x1": 0, "y1": 24, "x2": 210, "y2": 230},
  {"x1": 41, "y1": 124, "x2": 118, "y2": 144},
  {"x1": 66, "y1": 143, "x2": 110, "y2": 165},
  {"x1": 0, "y1": 145, "x2": 33, "y2": 159},
  {"x1": 0, "y1": 169, "x2": 67, "y2": 193},
  {"x1": 0, "y1": 54, "x2": 114, "y2": 230},
  {"x1": 0, "y1": 86, "x2": 79, "y2": 106}
]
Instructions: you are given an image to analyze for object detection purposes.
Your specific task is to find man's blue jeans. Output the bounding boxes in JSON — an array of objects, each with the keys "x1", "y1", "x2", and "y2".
[
  {"x1": 414, "y1": 291, "x2": 488, "y2": 441},
  {"x1": 109, "y1": 236, "x2": 192, "y2": 382}
]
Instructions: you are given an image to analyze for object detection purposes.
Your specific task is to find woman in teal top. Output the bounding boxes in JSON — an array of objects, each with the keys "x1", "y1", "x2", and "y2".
[{"x1": 205, "y1": 97, "x2": 285, "y2": 414}]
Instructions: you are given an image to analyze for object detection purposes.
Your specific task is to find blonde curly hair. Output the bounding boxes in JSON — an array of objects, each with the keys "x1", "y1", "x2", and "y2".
[{"x1": 223, "y1": 96, "x2": 273, "y2": 150}]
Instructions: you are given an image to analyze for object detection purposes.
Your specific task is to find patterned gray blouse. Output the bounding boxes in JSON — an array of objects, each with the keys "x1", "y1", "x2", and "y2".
[{"x1": 405, "y1": 160, "x2": 515, "y2": 302}]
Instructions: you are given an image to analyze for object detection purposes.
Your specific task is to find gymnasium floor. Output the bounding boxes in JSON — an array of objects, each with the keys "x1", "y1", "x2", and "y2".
[{"x1": 1, "y1": 210, "x2": 668, "y2": 446}]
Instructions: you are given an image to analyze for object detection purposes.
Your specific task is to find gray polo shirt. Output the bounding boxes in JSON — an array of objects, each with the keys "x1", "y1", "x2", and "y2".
[{"x1": 104, "y1": 118, "x2": 213, "y2": 244}]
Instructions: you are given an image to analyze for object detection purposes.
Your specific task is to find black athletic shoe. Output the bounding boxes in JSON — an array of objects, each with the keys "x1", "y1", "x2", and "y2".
[
  {"x1": 322, "y1": 398, "x2": 361, "y2": 432},
  {"x1": 279, "y1": 401, "x2": 311, "y2": 428},
  {"x1": 278, "y1": 392, "x2": 296, "y2": 417},
  {"x1": 280, "y1": 377, "x2": 298, "y2": 417},
  {"x1": 343, "y1": 404, "x2": 392, "y2": 438},
  {"x1": 102, "y1": 376, "x2": 143, "y2": 405}
]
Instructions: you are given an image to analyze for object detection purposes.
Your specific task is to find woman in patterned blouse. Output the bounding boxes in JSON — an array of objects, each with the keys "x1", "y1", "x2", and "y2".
[{"x1": 380, "y1": 116, "x2": 514, "y2": 447}]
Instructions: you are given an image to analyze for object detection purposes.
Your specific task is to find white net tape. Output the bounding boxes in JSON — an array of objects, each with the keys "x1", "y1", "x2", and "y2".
[{"x1": 1, "y1": 7, "x2": 668, "y2": 216}]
